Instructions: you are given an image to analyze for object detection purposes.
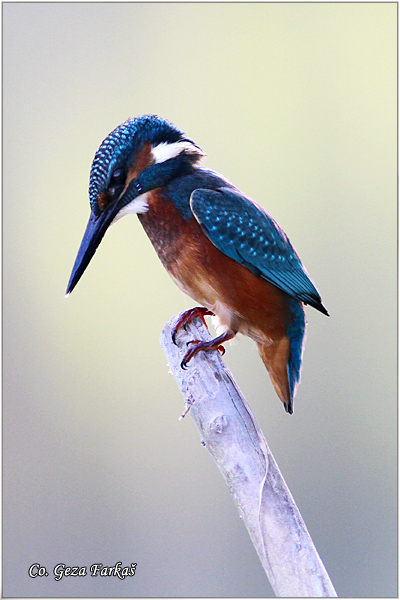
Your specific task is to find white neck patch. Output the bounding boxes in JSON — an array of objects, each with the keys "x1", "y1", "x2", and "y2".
[
  {"x1": 111, "y1": 192, "x2": 149, "y2": 225},
  {"x1": 151, "y1": 140, "x2": 204, "y2": 164},
  {"x1": 111, "y1": 140, "x2": 203, "y2": 225}
]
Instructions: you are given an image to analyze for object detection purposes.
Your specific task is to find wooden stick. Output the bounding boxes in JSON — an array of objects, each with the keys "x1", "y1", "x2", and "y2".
[{"x1": 160, "y1": 313, "x2": 337, "y2": 598}]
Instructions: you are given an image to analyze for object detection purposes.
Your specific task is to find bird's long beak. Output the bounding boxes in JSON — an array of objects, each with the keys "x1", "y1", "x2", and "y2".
[
  {"x1": 66, "y1": 174, "x2": 145, "y2": 297},
  {"x1": 65, "y1": 206, "x2": 118, "y2": 297}
]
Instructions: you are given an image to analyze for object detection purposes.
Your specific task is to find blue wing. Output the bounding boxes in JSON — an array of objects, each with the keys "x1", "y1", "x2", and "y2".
[{"x1": 190, "y1": 187, "x2": 328, "y2": 315}]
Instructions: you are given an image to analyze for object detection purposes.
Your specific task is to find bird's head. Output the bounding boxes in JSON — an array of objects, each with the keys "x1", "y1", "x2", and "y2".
[{"x1": 66, "y1": 115, "x2": 204, "y2": 296}]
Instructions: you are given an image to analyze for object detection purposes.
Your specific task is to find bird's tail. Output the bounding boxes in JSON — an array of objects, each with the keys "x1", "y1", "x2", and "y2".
[
  {"x1": 257, "y1": 303, "x2": 306, "y2": 414},
  {"x1": 257, "y1": 338, "x2": 293, "y2": 413}
]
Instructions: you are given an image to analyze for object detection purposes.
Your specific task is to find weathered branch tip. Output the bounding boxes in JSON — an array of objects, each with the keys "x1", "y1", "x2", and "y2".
[{"x1": 160, "y1": 312, "x2": 337, "y2": 598}]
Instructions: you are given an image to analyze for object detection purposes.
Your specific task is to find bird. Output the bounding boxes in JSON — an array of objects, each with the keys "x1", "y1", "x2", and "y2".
[{"x1": 66, "y1": 114, "x2": 329, "y2": 414}]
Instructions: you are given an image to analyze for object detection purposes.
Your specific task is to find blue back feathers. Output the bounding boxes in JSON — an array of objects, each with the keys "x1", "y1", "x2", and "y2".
[
  {"x1": 190, "y1": 185, "x2": 326, "y2": 313},
  {"x1": 164, "y1": 168, "x2": 230, "y2": 221}
]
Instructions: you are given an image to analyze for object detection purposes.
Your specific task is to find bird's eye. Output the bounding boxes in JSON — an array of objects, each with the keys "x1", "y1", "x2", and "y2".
[{"x1": 110, "y1": 168, "x2": 126, "y2": 186}]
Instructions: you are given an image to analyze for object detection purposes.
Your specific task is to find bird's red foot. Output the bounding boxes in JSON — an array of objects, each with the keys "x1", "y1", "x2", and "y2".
[
  {"x1": 172, "y1": 307, "x2": 214, "y2": 345},
  {"x1": 187, "y1": 339, "x2": 226, "y2": 356},
  {"x1": 180, "y1": 330, "x2": 236, "y2": 370}
]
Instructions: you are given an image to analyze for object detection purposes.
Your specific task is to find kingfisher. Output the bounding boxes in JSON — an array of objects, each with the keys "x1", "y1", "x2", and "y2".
[{"x1": 66, "y1": 115, "x2": 328, "y2": 414}]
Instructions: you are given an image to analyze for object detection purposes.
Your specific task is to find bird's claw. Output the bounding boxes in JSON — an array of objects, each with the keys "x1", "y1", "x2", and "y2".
[
  {"x1": 171, "y1": 307, "x2": 214, "y2": 346},
  {"x1": 180, "y1": 342, "x2": 201, "y2": 369},
  {"x1": 180, "y1": 339, "x2": 226, "y2": 370},
  {"x1": 174, "y1": 309, "x2": 233, "y2": 370},
  {"x1": 172, "y1": 323, "x2": 189, "y2": 346}
]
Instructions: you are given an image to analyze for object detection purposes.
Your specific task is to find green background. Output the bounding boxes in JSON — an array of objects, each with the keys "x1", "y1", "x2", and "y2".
[{"x1": 3, "y1": 2, "x2": 397, "y2": 597}]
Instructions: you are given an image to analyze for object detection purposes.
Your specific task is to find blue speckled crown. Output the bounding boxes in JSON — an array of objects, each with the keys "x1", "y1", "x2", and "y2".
[{"x1": 88, "y1": 115, "x2": 185, "y2": 211}]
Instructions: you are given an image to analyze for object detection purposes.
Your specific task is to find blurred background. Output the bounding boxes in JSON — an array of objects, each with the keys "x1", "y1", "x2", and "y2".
[{"x1": 3, "y1": 2, "x2": 397, "y2": 597}]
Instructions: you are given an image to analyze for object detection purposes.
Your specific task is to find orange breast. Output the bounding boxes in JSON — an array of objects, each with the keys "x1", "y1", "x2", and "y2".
[{"x1": 138, "y1": 189, "x2": 292, "y2": 344}]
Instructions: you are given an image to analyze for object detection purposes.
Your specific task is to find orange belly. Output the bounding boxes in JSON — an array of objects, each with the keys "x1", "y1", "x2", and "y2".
[
  {"x1": 139, "y1": 190, "x2": 291, "y2": 338},
  {"x1": 139, "y1": 189, "x2": 297, "y2": 405}
]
